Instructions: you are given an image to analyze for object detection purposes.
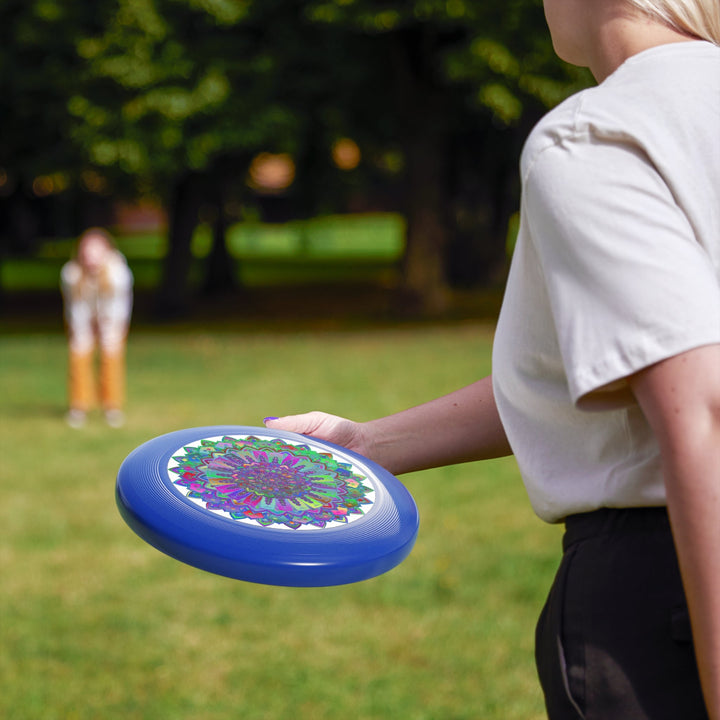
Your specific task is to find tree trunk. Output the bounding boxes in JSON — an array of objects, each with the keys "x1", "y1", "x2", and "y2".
[
  {"x1": 445, "y1": 109, "x2": 544, "y2": 288},
  {"x1": 402, "y1": 131, "x2": 450, "y2": 314},
  {"x1": 202, "y1": 182, "x2": 237, "y2": 296},
  {"x1": 156, "y1": 171, "x2": 203, "y2": 319},
  {"x1": 445, "y1": 123, "x2": 520, "y2": 288},
  {"x1": 392, "y1": 28, "x2": 451, "y2": 316}
]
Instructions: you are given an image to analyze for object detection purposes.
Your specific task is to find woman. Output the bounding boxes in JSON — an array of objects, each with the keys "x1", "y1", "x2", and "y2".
[
  {"x1": 266, "y1": 1, "x2": 720, "y2": 717},
  {"x1": 61, "y1": 228, "x2": 133, "y2": 428}
]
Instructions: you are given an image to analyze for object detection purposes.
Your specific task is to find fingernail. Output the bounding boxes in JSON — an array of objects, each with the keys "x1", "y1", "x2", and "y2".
[{"x1": 263, "y1": 416, "x2": 278, "y2": 424}]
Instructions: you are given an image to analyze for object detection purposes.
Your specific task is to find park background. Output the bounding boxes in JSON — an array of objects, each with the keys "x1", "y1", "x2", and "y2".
[{"x1": 1, "y1": 1, "x2": 593, "y2": 718}]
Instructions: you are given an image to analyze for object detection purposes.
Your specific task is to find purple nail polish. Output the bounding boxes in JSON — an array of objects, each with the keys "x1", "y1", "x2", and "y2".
[{"x1": 263, "y1": 416, "x2": 278, "y2": 424}]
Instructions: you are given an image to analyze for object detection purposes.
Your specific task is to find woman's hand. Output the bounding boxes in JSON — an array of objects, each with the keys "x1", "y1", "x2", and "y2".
[{"x1": 264, "y1": 412, "x2": 371, "y2": 457}]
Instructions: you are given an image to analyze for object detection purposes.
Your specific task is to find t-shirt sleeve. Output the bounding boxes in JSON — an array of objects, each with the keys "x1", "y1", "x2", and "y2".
[{"x1": 524, "y1": 135, "x2": 720, "y2": 407}]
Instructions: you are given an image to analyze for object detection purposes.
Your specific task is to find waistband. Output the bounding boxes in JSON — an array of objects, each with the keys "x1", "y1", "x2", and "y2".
[{"x1": 563, "y1": 506, "x2": 670, "y2": 552}]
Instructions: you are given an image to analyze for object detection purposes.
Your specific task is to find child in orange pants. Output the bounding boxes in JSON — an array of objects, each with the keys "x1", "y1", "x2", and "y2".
[{"x1": 60, "y1": 228, "x2": 133, "y2": 428}]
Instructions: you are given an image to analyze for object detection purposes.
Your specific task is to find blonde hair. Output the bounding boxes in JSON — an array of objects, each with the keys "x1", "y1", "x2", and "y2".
[{"x1": 627, "y1": 0, "x2": 720, "y2": 44}]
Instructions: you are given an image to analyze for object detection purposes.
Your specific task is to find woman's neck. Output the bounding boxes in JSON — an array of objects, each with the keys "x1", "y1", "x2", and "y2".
[{"x1": 589, "y1": 10, "x2": 698, "y2": 82}]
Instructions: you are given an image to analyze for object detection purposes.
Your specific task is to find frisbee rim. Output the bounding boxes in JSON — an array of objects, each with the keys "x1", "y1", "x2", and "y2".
[{"x1": 115, "y1": 425, "x2": 419, "y2": 586}]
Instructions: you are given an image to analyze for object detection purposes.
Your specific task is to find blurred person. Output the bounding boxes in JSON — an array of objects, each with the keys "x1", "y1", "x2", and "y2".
[
  {"x1": 265, "y1": 0, "x2": 720, "y2": 717},
  {"x1": 61, "y1": 228, "x2": 133, "y2": 428}
]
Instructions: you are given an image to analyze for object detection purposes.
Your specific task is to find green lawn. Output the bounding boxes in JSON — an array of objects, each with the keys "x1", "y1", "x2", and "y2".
[{"x1": 0, "y1": 323, "x2": 560, "y2": 719}]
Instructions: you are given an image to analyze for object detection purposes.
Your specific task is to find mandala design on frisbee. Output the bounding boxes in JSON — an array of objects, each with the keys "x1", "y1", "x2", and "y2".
[{"x1": 167, "y1": 435, "x2": 376, "y2": 530}]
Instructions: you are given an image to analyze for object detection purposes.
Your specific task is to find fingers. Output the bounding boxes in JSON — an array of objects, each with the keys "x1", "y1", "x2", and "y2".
[
  {"x1": 263, "y1": 411, "x2": 361, "y2": 451},
  {"x1": 263, "y1": 411, "x2": 331, "y2": 436}
]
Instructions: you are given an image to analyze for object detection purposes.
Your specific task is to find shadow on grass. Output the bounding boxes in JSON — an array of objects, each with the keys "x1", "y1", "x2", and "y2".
[{"x1": 0, "y1": 283, "x2": 504, "y2": 335}]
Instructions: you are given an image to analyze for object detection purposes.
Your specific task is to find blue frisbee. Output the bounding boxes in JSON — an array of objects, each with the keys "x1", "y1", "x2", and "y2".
[{"x1": 116, "y1": 426, "x2": 419, "y2": 587}]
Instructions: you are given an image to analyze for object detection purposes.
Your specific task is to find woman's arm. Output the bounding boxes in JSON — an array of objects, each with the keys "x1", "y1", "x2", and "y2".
[
  {"x1": 265, "y1": 375, "x2": 512, "y2": 475},
  {"x1": 630, "y1": 343, "x2": 720, "y2": 719}
]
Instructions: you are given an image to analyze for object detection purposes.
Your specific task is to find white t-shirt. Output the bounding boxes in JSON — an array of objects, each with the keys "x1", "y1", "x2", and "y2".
[
  {"x1": 61, "y1": 250, "x2": 134, "y2": 353},
  {"x1": 492, "y1": 41, "x2": 720, "y2": 523}
]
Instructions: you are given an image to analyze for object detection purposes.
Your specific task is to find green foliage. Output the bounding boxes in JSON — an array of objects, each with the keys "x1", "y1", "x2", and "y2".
[
  {"x1": 0, "y1": 0, "x2": 593, "y2": 302},
  {"x1": 0, "y1": 0, "x2": 591, "y2": 194},
  {"x1": 303, "y1": 0, "x2": 592, "y2": 124},
  {"x1": 67, "y1": 0, "x2": 303, "y2": 184},
  {"x1": 0, "y1": 325, "x2": 561, "y2": 719},
  {"x1": 0, "y1": 1, "x2": 88, "y2": 177}
]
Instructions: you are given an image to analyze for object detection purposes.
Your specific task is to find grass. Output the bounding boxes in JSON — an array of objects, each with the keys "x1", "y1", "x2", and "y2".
[{"x1": 0, "y1": 322, "x2": 561, "y2": 719}]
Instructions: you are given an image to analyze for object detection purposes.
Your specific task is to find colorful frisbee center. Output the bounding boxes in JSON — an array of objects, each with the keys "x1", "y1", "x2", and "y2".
[{"x1": 167, "y1": 435, "x2": 376, "y2": 530}]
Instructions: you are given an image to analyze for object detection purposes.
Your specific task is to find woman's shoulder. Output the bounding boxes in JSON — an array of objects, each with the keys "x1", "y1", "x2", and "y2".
[
  {"x1": 520, "y1": 90, "x2": 592, "y2": 180},
  {"x1": 520, "y1": 76, "x2": 644, "y2": 179},
  {"x1": 522, "y1": 42, "x2": 720, "y2": 182}
]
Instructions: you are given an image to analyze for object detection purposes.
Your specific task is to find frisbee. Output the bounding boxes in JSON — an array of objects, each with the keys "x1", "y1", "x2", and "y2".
[{"x1": 115, "y1": 426, "x2": 419, "y2": 587}]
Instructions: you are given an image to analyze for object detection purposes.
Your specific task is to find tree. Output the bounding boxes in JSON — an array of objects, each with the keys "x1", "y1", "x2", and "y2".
[
  {"x1": 0, "y1": 0, "x2": 592, "y2": 315},
  {"x1": 64, "y1": 0, "x2": 275, "y2": 313},
  {"x1": 303, "y1": 0, "x2": 592, "y2": 312},
  {"x1": 0, "y1": 0, "x2": 98, "y2": 256},
  {"x1": 69, "y1": 0, "x2": 371, "y2": 315}
]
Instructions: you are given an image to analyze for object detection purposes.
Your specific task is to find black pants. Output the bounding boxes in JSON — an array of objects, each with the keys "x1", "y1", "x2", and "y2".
[{"x1": 535, "y1": 507, "x2": 708, "y2": 719}]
